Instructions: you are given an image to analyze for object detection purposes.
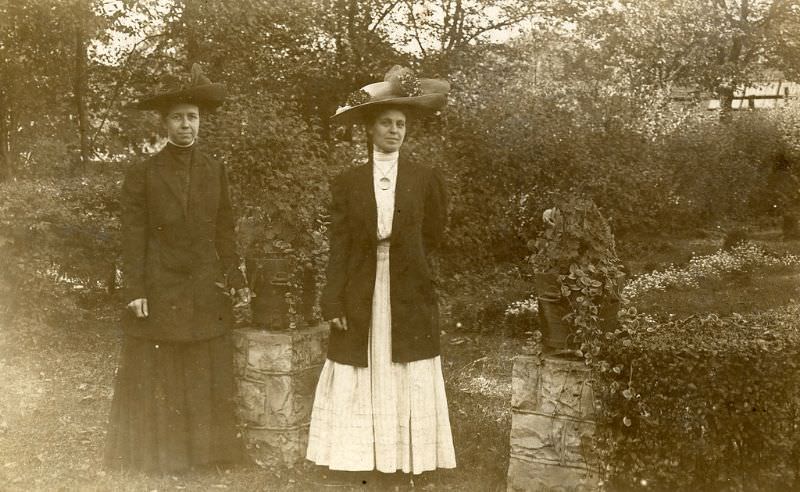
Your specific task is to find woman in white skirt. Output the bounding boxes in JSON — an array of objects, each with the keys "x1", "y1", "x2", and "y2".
[{"x1": 307, "y1": 66, "x2": 456, "y2": 486}]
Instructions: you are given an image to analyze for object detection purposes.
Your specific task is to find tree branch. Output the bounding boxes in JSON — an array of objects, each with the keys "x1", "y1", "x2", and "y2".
[
  {"x1": 369, "y1": 0, "x2": 401, "y2": 32},
  {"x1": 89, "y1": 32, "x2": 168, "y2": 150},
  {"x1": 460, "y1": 11, "x2": 536, "y2": 47},
  {"x1": 445, "y1": 0, "x2": 463, "y2": 52},
  {"x1": 442, "y1": 0, "x2": 453, "y2": 52},
  {"x1": 404, "y1": 0, "x2": 429, "y2": 58}
]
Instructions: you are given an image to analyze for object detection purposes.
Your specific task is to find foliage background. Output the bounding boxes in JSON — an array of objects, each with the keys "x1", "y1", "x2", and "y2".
[{"x1": 3, "y1": 0, "x2": 800, "y2": 488}]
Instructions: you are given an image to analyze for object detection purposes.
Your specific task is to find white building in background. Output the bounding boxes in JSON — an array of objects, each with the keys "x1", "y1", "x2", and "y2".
[
  {"x1": 670, "y1": 74, "x2": 800, "y2": 111},
  {"x1": 707, "y1": 80, "x2": 800, "y2": 110}
]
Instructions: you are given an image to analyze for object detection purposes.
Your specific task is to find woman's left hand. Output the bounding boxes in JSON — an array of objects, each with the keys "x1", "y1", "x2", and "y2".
[
  {"x1": 330, "y1": 317, "x2": 348, "y2": 331},
  {"x1": 234, "y1": 288, "x2": 252, "y2": 307},
  {"x1": 543, "y1": 208, "x2": 557, "y2": 227}
]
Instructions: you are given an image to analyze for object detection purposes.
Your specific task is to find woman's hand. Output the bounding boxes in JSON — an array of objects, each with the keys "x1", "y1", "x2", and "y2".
[
  {"x1": 127, "y1": 298, "x2": 149, "y2": 318},
  {"x1": 543, "y1": 208, "x2": 557, "y2": 227},
  {"x1": 330, "y1": 317, "x2": 348, "y2": 331},
  {"x1": 234, "y1": 287, "x2": 252, "y2": 307}
]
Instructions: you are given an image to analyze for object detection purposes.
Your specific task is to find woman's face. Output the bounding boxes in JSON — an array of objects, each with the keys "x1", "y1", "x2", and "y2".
[
  {"x1": 161, "y1": 103, "x2": 200, "y2": 146},
  {"x1": 367, "y1": 108, "x2": 406, "y2": 153}
]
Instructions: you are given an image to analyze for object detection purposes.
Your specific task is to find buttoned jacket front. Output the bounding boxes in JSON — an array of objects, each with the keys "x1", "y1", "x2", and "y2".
[
  {"x1": 320, "y1": 157, "x2": 448, "y2": 366},
  {"x1": 120, "y1": 146, "x2": 243, "y2": 342}
]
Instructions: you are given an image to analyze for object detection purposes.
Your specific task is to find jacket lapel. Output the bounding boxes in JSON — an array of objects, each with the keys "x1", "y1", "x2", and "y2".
[
  {"x1": 153, "y1": 148, "x2": 188, "y2": 217},
  {"x1": 353, "y1": 162, "x2": 377, "y2": 241}
]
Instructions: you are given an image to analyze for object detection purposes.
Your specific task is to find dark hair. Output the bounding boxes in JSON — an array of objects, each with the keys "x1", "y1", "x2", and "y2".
[
  {"x1": 362, "y1": 104, "x2": 412, "y2": 166},
  {"x1": 362, "y1": 104, "x2": 412, "y2": 126},
  {"x1": 158, "y1": 101, "x2": 202, "y2": 119}
]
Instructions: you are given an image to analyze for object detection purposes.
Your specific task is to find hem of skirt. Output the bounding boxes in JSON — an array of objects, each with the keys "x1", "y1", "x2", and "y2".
[
  {"x1": 305, "y1": 457, "x2": 457, "y2": 475},
  {"x1": 103, "y1": 456, "x2": 244, "y2": 475}
]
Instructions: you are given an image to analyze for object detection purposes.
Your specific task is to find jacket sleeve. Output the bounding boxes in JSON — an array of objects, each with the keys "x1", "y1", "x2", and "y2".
[
  {"x1": 320, "y1": 173, "x2": 351, "y2": 320},
  {"x1": 215, "y1": 163, "x2": 245, "y2": 290},
  {"x1": 121, "y1": 161, "x2": 148, "y2": 301},
  {"x1": 422, "y1": 166, "x2": 449, "y2": 255}
]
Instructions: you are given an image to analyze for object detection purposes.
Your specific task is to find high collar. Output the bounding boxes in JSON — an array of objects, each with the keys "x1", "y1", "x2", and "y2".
[
  {"x1": 373, "y1": 147, "x2": 399, "y2": 163},
  {"x1": 166, "y1": 140, "x2": 195, "y2": 152},
  {"x1": 165, "y1": 141, "x2": 195, "y2": 167}
]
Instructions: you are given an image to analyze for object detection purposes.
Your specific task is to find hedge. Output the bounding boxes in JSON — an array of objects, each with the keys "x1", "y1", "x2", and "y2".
[{"x1": 595, "y1": 307, "x2": 800, "y2": 491}]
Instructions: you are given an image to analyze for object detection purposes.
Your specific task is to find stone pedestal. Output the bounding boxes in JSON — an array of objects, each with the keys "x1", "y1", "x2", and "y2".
[
  {"x1": 233, "y1": 324, "x2": 328, "y2": 468},
  {"x1": 507, "y1": 355, "x2": 601, "y2": 491}
]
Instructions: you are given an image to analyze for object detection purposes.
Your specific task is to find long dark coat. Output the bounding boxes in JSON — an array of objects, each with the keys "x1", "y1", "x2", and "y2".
[
  {"x1": 120, "y1": 146, "x2": 244, "y2": 342},
  {"x1": 320, "y1": 157, "x2": 448, "y2": 366}
]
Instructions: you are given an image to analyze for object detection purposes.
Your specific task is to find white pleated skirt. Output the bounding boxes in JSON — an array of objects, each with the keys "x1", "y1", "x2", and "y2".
[{"x1": 306, "y1": 243, "x2": 456, "y2": 474}]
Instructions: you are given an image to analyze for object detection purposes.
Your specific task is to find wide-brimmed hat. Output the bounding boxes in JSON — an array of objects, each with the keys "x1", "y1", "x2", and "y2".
[
  {"x1": 331, "y1": 66, "x2": 450, "y2": 124},
  {"x1": 132, "y1": 63, "x2": 226, "y2": 111}
]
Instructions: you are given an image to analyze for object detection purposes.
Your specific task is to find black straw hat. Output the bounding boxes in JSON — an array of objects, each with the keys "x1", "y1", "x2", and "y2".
[{"x1": 133, "y1": 63, "x2": 226, "y2": 111}]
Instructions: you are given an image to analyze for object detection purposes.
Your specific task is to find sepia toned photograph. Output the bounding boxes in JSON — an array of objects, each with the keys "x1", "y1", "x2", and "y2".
[{"x1": 1, "y1": 0, "x2": 799, "y2": 490}]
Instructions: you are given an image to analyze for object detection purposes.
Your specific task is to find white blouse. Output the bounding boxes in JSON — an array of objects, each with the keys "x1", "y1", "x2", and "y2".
[{"x1": 372, "y1": 147, "x2": 399, "y2": 241}]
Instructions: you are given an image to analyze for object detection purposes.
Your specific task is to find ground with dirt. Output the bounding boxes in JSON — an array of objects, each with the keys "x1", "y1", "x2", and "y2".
[{"x1": 0, "y1": 305, "x2": 519, "y2": 491}]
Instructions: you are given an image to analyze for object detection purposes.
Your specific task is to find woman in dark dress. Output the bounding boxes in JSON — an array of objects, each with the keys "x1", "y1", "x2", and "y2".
[
  {"x1": 104, "y1": 64, "x2": 250, "y2": 473},
  {"x1": 306, "y1": 66, "x2": 456, "y2": 482}
]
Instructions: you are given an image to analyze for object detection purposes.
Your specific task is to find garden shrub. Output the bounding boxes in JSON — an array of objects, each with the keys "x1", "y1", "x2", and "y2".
[
  {"x1": 652, "y1": 114, "x2": 793, "y2": 231},
  {"x1": 595, "y1": 307, "x2": 800, "y2": 491},
  {"x1": 0, "y1": 174, "x2": 123, "y2": 324},
  {"x1": 202, "y1": 92, "x2": 334, "y2": 324}
]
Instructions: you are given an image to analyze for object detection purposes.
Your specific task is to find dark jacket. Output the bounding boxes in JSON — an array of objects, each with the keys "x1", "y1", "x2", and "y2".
[
  {"x1": 120, "y1": 146, "x2": 244, "y2": 342},
  {"x1": 320, "y1": 157, "x2": 448, "y2": 366}
]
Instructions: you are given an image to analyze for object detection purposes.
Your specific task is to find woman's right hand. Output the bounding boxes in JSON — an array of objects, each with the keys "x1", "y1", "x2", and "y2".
[
  {"x1": 330, "y1": 317, "x2": 348, "y2": 331},
  {"x1": 127, "y1": 298, "x2": 149, "y2": 318}
]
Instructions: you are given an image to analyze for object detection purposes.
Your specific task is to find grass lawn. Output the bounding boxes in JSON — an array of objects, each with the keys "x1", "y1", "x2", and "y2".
[
  {"x1": 634, "y1": 265, "x2": 800, "y2": 318},
  {"x1": 0, "y1": 304, "x2": 521, "y2": 491},
  {"x1": 625, "y1": 228, "x2": 800, "y2": 318},
  {"x1": 619, "y1": 227, "x2": 800, "y2": 275}
]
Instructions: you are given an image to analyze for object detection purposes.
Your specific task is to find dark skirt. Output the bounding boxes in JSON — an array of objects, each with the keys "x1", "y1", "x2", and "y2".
[{"x1": 104, "y1": 334, "x2": 243, "y2": 473}]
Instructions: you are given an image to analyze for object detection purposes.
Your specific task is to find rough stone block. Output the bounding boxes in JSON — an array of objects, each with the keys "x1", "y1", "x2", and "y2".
[
  {"x1": 511, "y1": 355, "x2": 541, "y2": 412},
  {"x1": 236, "y1": 378, "x2": 267, "y2": 425},
  {"x1": 507, "y1": 456, "x2": 600, "y2": 492},
  {"x1": 236, "y1": 363, "x2": 325, "y2": 428},
  {"x1": 538, "y1": 357, "x2": 596, "y2": 419},
  {"x1": 562, "y1": 420, "x2": 597, "y2": 467},
  {"x1": 509, "y1": 355, "x2": 600, "y2": 491},
  {"x1": 232, "y1": 331, "x2": 248, "y2": 378},
  {"x1": 233, "y1": 324, "x2": 329, "y2": 469},
  {"x1": 261, "y1": 366, "x2": 323, "y2": 427},
  {"x1": 510, "y1": 412, "x2": 562, "y2": 463},
  {"x1": 235, "y1": 325, "x2": 329, "y2": 378},
  {"x1": 510, "y1": 413, "x2": 596, "y2": 465}
]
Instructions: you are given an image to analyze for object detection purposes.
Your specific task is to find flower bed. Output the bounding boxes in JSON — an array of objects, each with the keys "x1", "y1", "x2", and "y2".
[{"x1": 623, "y1": 242, "x2": 800, "y2": 299}]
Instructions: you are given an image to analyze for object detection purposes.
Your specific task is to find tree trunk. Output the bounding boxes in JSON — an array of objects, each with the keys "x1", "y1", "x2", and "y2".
[
  {"x1": 717, "y1": 0, "x2": 747, "y2": 123},
  {"x1": 346, "y1": 0, "x2": 359, "y2": 72},
  {"x1": 718, "y1": 86, "x2": 734, "y2": 122},
  {"x1": 74, "y1": 21, "x2": 90, "y2": 174}
]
